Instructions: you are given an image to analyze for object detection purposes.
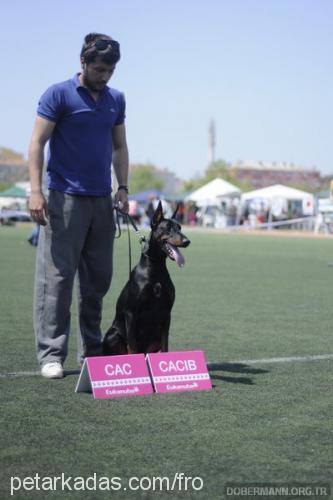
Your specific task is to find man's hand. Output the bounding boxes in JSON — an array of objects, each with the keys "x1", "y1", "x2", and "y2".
[
  {"x1": 29, "y1": 192, "x2": 49, "y2": 226},
  {"x1": 114, "y1": 188, "x2": 129, "y2": 214}
]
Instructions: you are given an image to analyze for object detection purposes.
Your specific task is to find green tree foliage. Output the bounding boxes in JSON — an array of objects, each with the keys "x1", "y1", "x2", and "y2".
[
  {"x1": 183, "y1": 159, "x2": 252, "y2": 192},
  {"x1": 129, "y1": 164, "x2": 164, "y2": 193},
  {"x1": 0, "y1": 147, "x2": 24, "y2": 162},
  {"x1": 0, "y1": 183, "x2": 12, "y2": 192},
  {"x1": 287, "y1": 182, "x2": 320, "y2": 194},
  {"x1": 205, "y1": 159, "x2": 230, "y2": 181}
]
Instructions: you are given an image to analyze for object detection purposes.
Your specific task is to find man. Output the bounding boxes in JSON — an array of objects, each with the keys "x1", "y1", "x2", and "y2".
[{"x1": 28, "y1": 33, "x2": 129, "y2": 379}]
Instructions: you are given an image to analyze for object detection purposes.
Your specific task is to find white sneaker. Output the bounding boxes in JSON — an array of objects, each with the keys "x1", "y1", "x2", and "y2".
[{"x1": 41, "y1": 361, "x2": 64, "y2": 379}]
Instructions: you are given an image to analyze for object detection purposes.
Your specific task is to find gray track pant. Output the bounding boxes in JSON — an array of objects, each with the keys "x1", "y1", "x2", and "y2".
[{"x1": 34, "y1": 190, "x2": 116, "y2": 366}]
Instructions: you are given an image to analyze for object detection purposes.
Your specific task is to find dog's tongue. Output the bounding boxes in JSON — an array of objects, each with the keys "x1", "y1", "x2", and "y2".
[{"x1": 169, "y1": 244, "x2": 185, "y2": 267}]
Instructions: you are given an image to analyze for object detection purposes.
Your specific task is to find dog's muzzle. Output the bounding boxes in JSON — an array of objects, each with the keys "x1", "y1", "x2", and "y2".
[{"x1": 164, "y1": 238, "x2": 190, "y2": 267}]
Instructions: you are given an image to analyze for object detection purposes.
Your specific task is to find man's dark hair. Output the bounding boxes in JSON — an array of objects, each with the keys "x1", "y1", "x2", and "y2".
[{"x1": 80, "y1": 32, "x2": 121, "y2": 64}]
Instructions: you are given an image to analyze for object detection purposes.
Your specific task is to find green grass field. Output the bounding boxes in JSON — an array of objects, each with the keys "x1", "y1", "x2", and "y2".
[{"x1": 1, "y1": 225, "x2": 332, "y2": 499}]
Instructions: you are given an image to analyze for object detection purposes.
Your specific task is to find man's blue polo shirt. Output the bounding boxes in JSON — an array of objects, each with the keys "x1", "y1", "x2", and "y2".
[{"x1": 37, "y1": 74, "x2": 125, "y2": 196}]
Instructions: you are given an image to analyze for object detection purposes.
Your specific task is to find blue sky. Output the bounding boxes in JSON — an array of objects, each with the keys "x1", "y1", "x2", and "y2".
[{"x1": 1, "y1": 0, "x2": 332, "y2": 180}]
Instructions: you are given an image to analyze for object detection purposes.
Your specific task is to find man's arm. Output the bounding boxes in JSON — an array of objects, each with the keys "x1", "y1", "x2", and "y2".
[
  {"x1": 112, "y1": 123, "x2": 129, "y2": 212},
  {"x1": 28, "y1": 116, "x2": 56, "y2": 225}
]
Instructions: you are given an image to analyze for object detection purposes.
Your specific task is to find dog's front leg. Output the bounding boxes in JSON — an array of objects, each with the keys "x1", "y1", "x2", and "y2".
[
  {"x1": 160, "y1": 316, "x2": 171, "y2": 352},
  {"x1": 161, "y1": 334, "x2": 169, "y2": 352},
  {"x1": 125, "y1": 312, "x2": 139, "y2": 354}
]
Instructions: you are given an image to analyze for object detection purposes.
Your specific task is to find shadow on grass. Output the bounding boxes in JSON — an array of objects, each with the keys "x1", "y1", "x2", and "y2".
[
  {"x1": 208, "y1": 362, "x2": 269, "y2": 385},
  {"x1": 211, "y1": 375, "x2": 255, "y2": 385},
  {"x1": 64, "y1": 369, "x2": 81, "y2": 377}
]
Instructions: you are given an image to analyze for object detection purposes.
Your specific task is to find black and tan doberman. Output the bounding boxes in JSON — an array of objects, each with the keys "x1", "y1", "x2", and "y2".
[{"x1": 102, "y1": 201, "x2": 190, "y2": 355}]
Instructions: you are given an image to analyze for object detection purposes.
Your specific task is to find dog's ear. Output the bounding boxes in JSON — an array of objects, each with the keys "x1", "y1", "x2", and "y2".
[
  {"x1": 151, "y1": 200, "x2": 164, "y2": 227},
  {"x1": 171, "y1": 203, "x2": 179, "y2": 220}
]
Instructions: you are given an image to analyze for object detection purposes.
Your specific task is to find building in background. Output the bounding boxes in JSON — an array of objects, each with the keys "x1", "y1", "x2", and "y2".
[{"x1": 228, "y1": 160, "x2": 321, "y2": 190}]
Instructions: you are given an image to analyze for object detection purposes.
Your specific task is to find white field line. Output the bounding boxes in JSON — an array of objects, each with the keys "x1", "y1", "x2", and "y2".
[
  {"x1": 0, "y1": 369, "x2": 80, "y2": 379},
  {"x1": 207, "y1": 353, "x2": 333, "y2": 368},
  {"x1": 0, "y1": 354, "x2": 333, "y2": 378},
  {"x1": 0, "y1": 370, "x2": 40, "y2": 378}
]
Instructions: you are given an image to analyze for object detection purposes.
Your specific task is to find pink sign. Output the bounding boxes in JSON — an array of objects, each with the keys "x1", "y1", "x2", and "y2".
[
  {"x1": 75, "y1": 355, "x2": 153, "y2": 399},
  {"x1": 146, "y1": 351, "x2": 212, "y2": 394}
]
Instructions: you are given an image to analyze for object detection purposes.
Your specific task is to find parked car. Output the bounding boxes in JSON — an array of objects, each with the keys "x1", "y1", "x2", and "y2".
[{"x1": 0, "y1": 209, "x2": 31, "y2": 224}]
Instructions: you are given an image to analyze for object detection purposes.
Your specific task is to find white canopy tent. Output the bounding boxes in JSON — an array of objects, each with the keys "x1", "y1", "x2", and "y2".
[
  {"x1": 241, "y1": 184, "x2": 314, "y2": 216},
  {"x1": 185, "y1": 178, "x2": 241, "y2": 207}
]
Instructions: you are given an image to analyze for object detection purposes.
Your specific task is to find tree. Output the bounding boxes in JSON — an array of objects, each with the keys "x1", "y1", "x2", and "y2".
[
  {"x1": 183, "y1": 159, "x2": 252, "y2": 192},
  {"x1": 129, "y1": 164, "x2": 164, "y2": 193},
  {"x1": 183, "y1": 161, "x2": 229, "y2": 192},
  {"x1": 0, "y1": 183, "x2": 12, "y2": 192},
  {"x1": 205, "y1": 159, "x2": 230, "y2": 181},
  {"x1": 0, "y1": 147, "x2": 24, "y2": 162}
]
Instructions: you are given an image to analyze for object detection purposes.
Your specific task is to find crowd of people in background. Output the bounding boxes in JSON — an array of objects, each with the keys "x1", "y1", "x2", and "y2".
[
  {"x1": 2, "y1": 191, "x2": 333, "y2": 239},
  {"x1": 128, "y1": 196, "x2": 200, "y2": 227}
]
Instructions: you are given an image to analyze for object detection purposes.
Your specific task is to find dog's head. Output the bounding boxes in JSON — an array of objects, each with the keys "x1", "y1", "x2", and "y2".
[{"x1": 150, "y1": 201, "x2": 190, "y2": 267}]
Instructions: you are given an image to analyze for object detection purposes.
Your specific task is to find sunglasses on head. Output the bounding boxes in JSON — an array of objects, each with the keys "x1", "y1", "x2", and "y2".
[{"x1": 84, "y1": 39, "x2": 120, "y2": 53}]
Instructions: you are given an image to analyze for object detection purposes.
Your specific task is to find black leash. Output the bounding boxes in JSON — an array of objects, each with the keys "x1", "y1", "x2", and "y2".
[{"x1": 113, "y1": 206, "x2": 147, "y2": 279}]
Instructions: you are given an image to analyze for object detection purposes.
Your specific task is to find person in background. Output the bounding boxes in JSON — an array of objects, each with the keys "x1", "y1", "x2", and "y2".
[
  {"x1": 27, "y1": 224, "x2": 40, "y2": 246},
  {"x1": 187, "y1": 203, "x2": 198, "y2": 225},
  {"x1": 28, "y1": 33, "x2": 129, "y2": 379},
  {"x1": 145, "y1": 195, "x2": 156, "y2": 223}
]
